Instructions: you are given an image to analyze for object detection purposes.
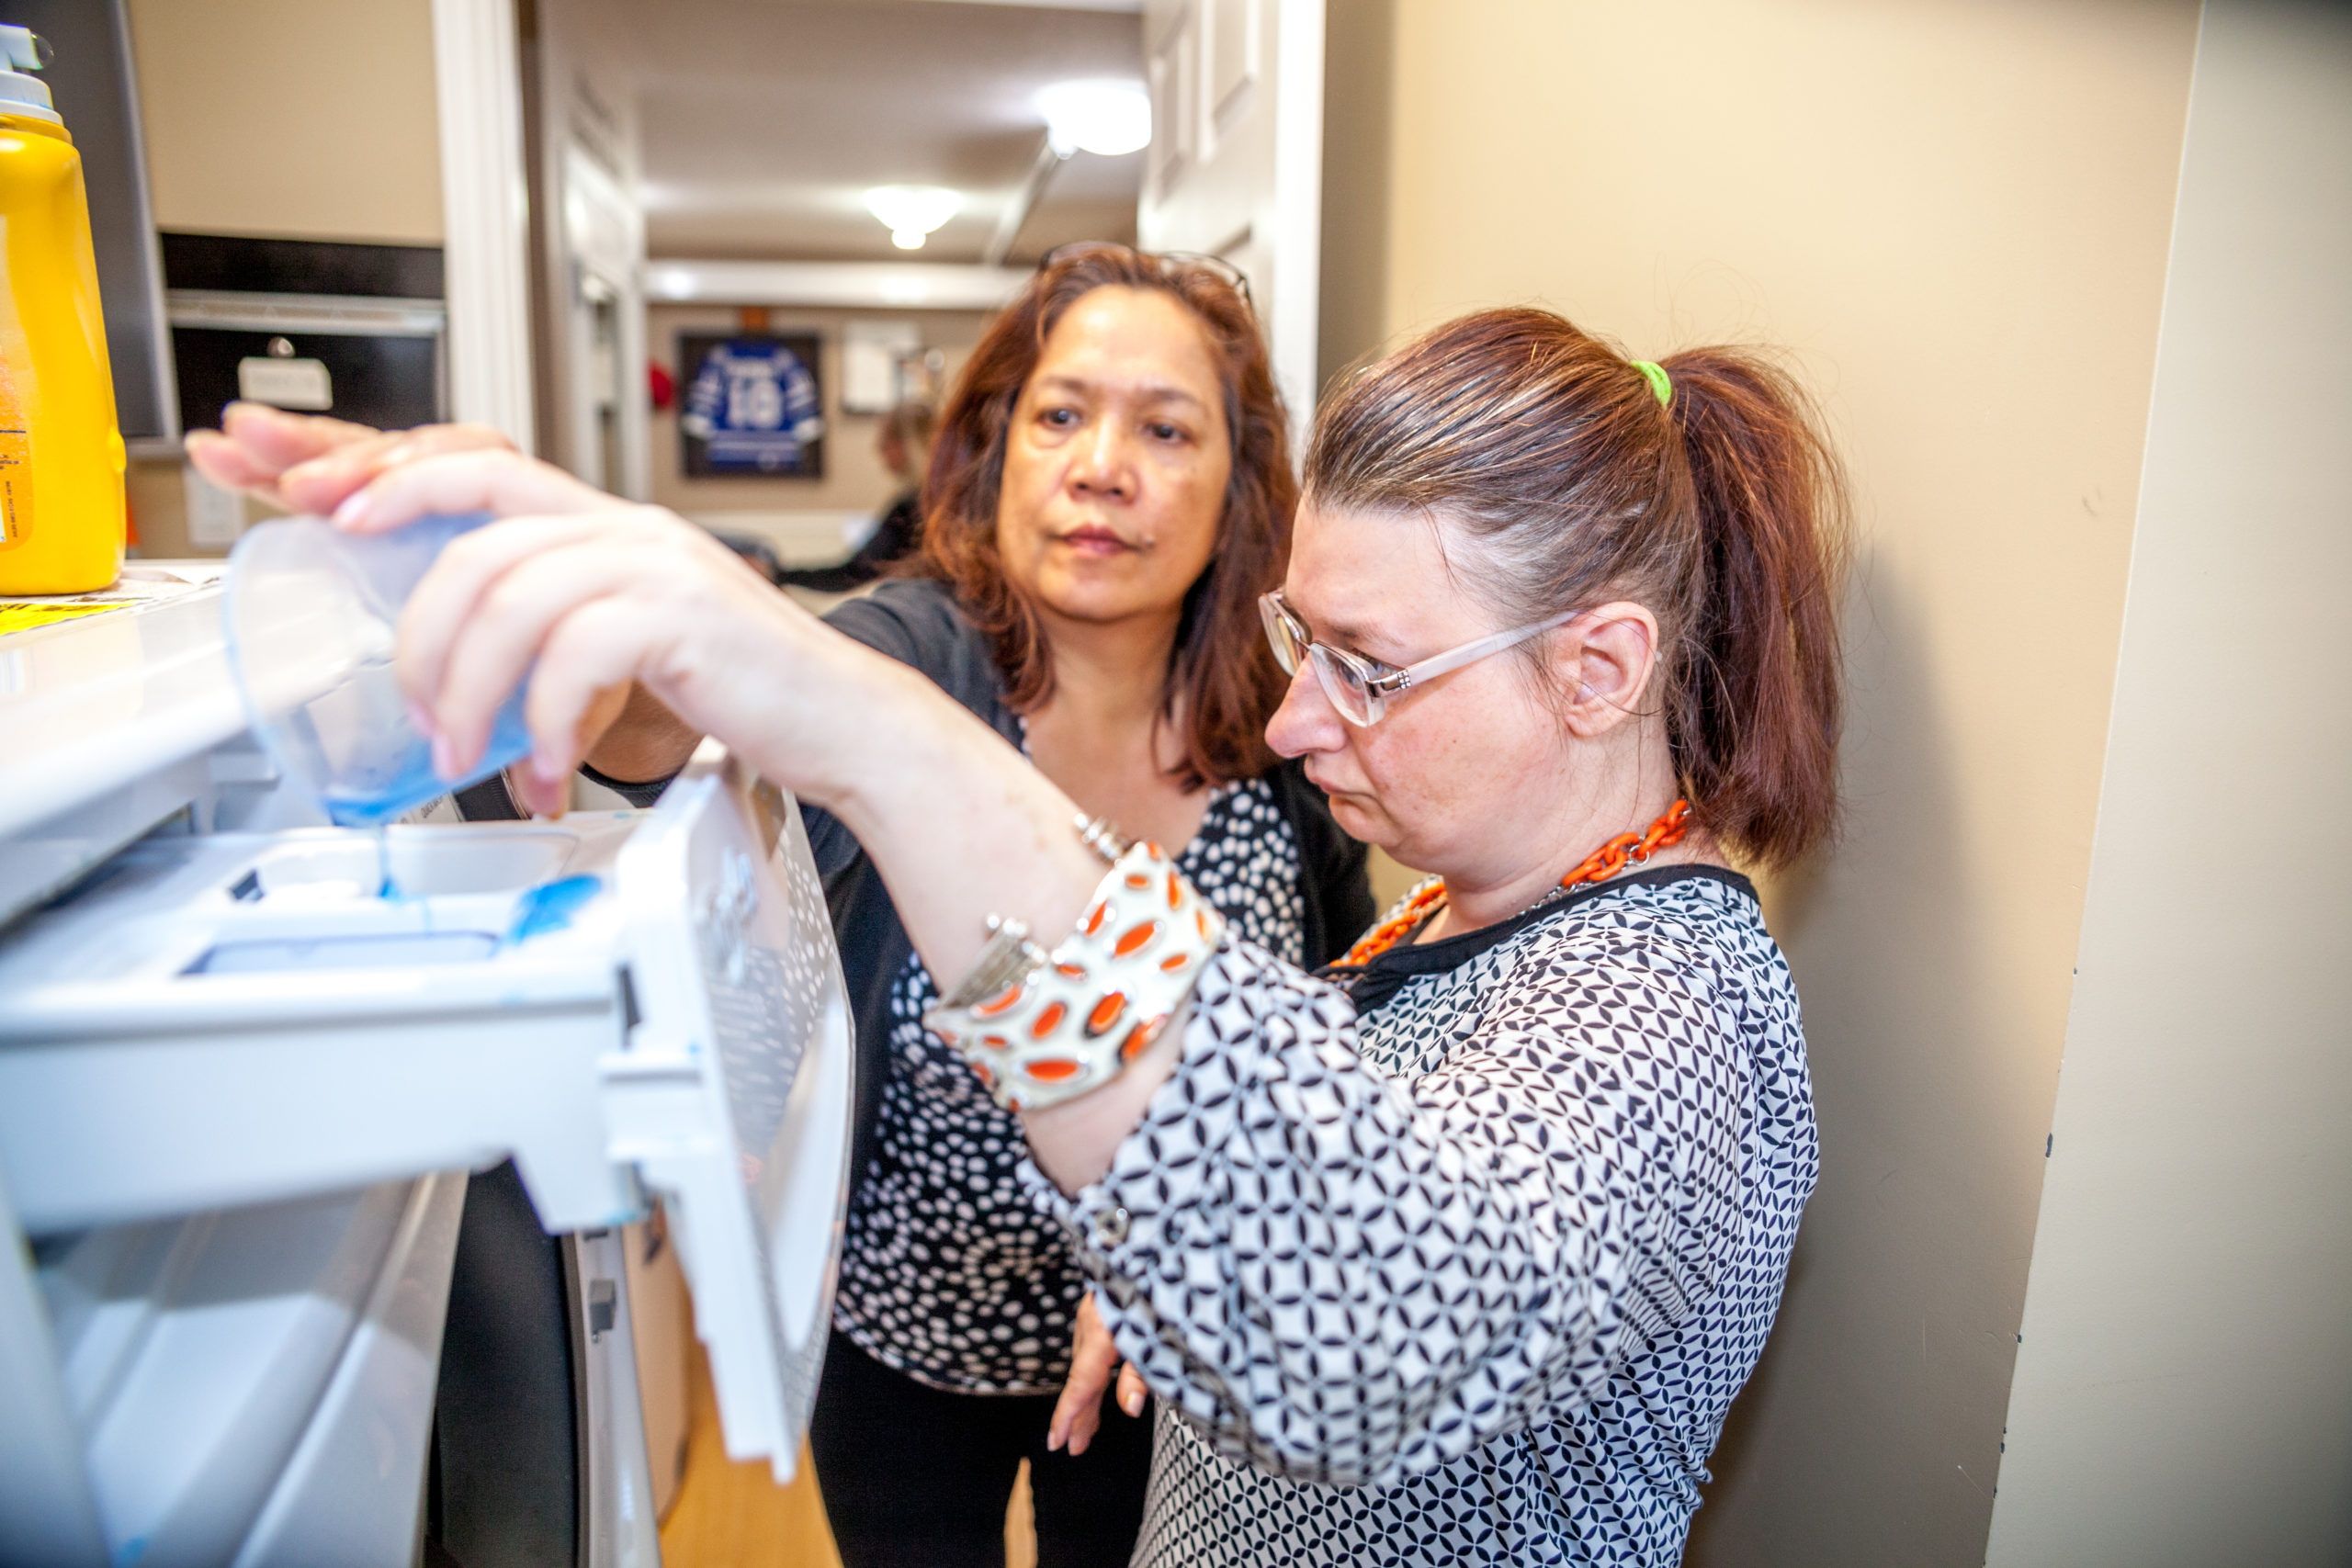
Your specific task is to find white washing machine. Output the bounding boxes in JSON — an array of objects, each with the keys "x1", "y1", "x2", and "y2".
[{"x1": 0, "y1": 568, "x2": 854, "y2": 1567}]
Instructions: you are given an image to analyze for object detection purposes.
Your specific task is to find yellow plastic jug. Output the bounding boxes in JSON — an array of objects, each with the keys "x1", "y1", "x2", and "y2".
[{"x1": 0, "y1": 25, "x2": 125, "y2": 595}]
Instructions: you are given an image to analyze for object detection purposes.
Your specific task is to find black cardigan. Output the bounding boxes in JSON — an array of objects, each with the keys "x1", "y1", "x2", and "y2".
[{"x1": 591, "y1": 576, "x2": 1376, "y2": 1198}]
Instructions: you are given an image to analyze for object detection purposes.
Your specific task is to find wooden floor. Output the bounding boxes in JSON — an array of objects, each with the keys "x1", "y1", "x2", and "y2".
[{"x1": 658, "y1": 1343, "x2": 1035, "y2": 1568}]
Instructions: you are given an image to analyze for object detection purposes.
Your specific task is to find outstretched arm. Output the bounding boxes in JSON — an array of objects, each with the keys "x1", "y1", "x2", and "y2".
[
  {"x1": 356, "y1": 446, "x2": 1759, "y2": 1488},
  {"x1": 200, "y1": 412, "x2": 707, "y2": 787},
  {"x1": 345, "y1": 449, "x2": 1176, "y2": 1145}
]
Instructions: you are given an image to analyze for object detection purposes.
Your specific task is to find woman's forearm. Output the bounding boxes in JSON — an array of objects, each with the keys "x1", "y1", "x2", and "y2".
[
  {"x1": 801, "y1": 655, "x2": 1186, "y2": 1178},
  {"x1": 815, "y1": 656, "x2": 1109, "y2": 1002},
  {"x1": 344, "y1": 461, "x2": 1178, "y2": 1169}
]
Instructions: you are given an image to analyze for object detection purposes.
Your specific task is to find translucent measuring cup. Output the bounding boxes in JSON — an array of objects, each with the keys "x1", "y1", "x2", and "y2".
[{"x1": 222, "y1": 513, "x2": 533, "y2": 826}]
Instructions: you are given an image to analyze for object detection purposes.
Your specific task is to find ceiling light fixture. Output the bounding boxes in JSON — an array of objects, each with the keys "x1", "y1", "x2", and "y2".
[
  {"x1": 863, "y1": 186, "x2": 961, "y2": 251},
  {"x1": 1035, "y1": 79, "x2": 1151, "y2": 158}
]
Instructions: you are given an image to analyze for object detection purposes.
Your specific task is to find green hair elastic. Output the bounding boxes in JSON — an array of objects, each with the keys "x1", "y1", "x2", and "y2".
[{"x1": 1633, "y1": 360, "x2": 1673, "y2": 408}]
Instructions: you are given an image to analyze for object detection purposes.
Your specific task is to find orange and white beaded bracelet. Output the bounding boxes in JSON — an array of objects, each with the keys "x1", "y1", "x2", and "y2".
[{"x1": 924, "y1": 831, "x2": 1225, "y2": 1113}]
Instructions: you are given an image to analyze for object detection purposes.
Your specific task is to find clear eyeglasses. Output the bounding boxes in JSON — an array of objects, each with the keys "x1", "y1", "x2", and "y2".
[{"x1": 1257, "y1": 589, "x2": 1582, "y2": 727}]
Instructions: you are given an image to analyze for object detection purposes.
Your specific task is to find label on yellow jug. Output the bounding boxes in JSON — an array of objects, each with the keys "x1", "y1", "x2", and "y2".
[{"x1": 0, "y1": 355, "x2": 30, "y2": 551}]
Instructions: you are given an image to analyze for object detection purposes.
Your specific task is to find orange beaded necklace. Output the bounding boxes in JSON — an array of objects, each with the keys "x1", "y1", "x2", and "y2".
[{"x1": 1342, "y1": 798, "x2": 1694, "y2": 966}]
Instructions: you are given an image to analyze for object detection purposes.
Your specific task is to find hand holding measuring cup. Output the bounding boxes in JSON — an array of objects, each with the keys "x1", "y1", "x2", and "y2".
[
  {"x1": 306, "y1": 446, "x2": 1113, "y2": 1015},
  {"x1": 187, "y1": 400, "x2": 516, "y2": 514},
  {"x1": 318, "y1": 448, "x2": 891, "y2": 818},
  {"x1": 226, "y1": 510, "x2": 536, "y2": 826},
  {"x1": 221, "y1": 450, "x2": 641, "y2": 823}
]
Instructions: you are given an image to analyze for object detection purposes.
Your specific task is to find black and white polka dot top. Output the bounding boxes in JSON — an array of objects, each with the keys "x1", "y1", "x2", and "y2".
[
  {"x1": 1023, "y1": 866, "x2": 1818, "y2": 1565},
  {"x1": 832, "y1": 776, "x2": 1309, "y2": 1393}
]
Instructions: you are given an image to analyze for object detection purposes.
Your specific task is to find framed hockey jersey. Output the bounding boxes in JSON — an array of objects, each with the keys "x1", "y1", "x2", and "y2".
[{"x1": 678, "y1": 331, "x2": 827, "y2": 478}]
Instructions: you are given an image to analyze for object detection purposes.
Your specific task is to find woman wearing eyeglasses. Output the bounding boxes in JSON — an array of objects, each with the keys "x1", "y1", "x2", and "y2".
[
  {"x1": 298, "y1": 303, "x2": 1844, "y2": 1566},
  {"x1": 192, "y1": 243, "x2": 1372, "y2": 1567}
]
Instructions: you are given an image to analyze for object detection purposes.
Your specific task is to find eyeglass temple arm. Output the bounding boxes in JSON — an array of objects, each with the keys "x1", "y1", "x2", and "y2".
[{"x1": 1393, "y1": 609, "x2": 1583, "y2": 689}]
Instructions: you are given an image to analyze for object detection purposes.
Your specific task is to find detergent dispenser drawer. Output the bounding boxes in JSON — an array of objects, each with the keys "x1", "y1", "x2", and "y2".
[{"x1": 0, "y1": 750, "x2": 854, "y2": 1488}]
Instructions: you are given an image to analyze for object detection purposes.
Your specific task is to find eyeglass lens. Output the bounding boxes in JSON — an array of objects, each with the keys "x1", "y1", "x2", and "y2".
[
  {"x1": 1261, "y1": 593, "x2": 1381, "y2": 724},
  {"x1": 1313, "y1": 649, "x2": 1375, "y2": 723}
]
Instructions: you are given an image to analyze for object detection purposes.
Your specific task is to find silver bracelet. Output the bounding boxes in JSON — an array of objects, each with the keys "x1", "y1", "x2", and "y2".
[{"x1": 1074, "y1": 812, "x2": 1130, "y2": 863}]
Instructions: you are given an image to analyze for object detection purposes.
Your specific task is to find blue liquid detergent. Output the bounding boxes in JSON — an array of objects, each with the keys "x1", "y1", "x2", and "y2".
[
  {"x1": 317, "y1": 694, "x2": 536, "y2": 829},
  {"x1": 508, "y1": 874, "x2": 603, "y2": 942},
  {"x1": 228, "y1": 511, "x2": 533, "y2": 835}
]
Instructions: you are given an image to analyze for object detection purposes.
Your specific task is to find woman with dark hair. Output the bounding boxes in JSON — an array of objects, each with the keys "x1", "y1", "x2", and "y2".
[
  {"x1": 774, "y1": 245, "x2": 1370, "y2": 1565},
  {"x1": 191, "y1": 243, "x2": 1372, "y2": 1566},
  {"x1": 276, "y1": 302, "x2": 1847, "y2": 1563}
]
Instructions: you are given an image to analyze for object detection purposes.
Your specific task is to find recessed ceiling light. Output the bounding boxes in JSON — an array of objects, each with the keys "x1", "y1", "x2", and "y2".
[
  {"x1": 863, "y1": 186, "x2": 961, "y2": 250},
  {"x1": 1036, "y1": 79, "x2": 1151, "y2": 158}
]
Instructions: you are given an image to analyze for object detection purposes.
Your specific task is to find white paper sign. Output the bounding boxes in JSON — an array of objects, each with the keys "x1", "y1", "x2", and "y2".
[
  {"x1": 237, "y1": 356, "x2": 334, "y2": 411},
  {"x1": 842, "y1": 321, "x2": 920, "y2": 414},
  {"x1": 182, "y1": 465, "x2": 245, "y2": 549}
]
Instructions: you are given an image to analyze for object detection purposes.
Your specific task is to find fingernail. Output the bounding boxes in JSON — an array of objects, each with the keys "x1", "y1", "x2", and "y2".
[
  {"x1": 406, "y1": 701, "x2": 436, "y2": 739},
  {"x1": 431, "y1": 733, "x2": 458, "y2": 780},
  {"x1": 379, "y1": 442, "x2": 417, "y2": 468},
  {"x1": 1046, "y1": 1433, "x2": 1062, "y2": 1452},
  {"x1": 332, "y1": 489, "x2": 371, "y2": 528},
  {"x1": 1122, "y1": 1389, "x2": 1145, "y2": 1416},
  {"x1": 532, "y1": 749, "x2": 568, "y2": 787}
]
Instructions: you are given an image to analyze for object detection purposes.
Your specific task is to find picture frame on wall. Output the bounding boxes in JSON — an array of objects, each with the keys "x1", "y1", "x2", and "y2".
[{"x1": 678, "y1": 330, "x2": 826, "y2": 479}]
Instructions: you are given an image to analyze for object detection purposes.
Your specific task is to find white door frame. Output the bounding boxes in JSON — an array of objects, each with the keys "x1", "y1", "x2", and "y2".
[
  {"x1": 1268, "y1": 0, "x2": 1325, "y2": 424},
  {"x1": 432, "y1": 0, "x2": 537, "y2": 450},
  {"x1": 1139, "y1": 0, "x2": 1326, "y2": 427}
]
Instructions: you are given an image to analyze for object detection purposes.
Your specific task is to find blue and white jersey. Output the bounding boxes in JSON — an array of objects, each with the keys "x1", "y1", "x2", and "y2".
[{"x1": 683, "y1": 337, "x2": 824, "y2": 473}]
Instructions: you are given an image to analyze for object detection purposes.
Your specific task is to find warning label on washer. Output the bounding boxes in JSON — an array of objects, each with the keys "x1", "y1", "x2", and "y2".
[{"x1": 0, "y1": 601, "x2": 122, "y2": 637}]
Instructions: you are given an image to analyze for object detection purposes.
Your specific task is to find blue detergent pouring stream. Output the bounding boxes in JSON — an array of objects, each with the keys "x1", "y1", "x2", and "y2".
[{"x1": 223, "y1": 513, "x2": 535, "y2": 893}]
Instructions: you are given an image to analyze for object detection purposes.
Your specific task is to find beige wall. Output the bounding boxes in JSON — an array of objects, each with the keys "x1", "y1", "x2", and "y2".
[
  {"x1": 122, "y1": 0, "x2": 447, "y2": 558},
  {"x1": 647, "y1": 302, "x2": 986, "y2": 522},
  {"x1": 1320, "y1": 2, "x2": 2199, "y2": 1561},
  {"x1": 1985, "y1": 5, "x2": 2352, "y2": 1562},
  {"x1": 125, "y1": 0, "x2": 443, "y2": 244}
]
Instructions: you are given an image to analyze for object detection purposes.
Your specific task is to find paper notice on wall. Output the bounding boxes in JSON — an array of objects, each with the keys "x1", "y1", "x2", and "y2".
[
  {"x1": 842, "y1": 321, "x2": 921, "y2": 414},
  {"x1": 184, "y1": 465, "x2": 246, "y2": 549},
  {"x1": 237, "y1": 355, "x2": 334, "y2": 411}
]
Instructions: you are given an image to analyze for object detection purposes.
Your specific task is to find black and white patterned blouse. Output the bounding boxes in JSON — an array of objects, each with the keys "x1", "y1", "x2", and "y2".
[
  {"x1": 1023, "y1": 866, "x2": 1817, "y2": 1565},
  {"x1": 833, "y1": 776, "x2": 1308, "y2": 1393}
]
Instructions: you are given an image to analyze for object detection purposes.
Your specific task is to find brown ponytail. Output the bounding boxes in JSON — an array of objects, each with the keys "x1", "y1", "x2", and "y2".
[
  {"x1": 1656, "y1": 349, "x2": 1849, "y2": 866},
  {"x1": 1304, "y1": 309, "x2": 1850, "y2": 866}
]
